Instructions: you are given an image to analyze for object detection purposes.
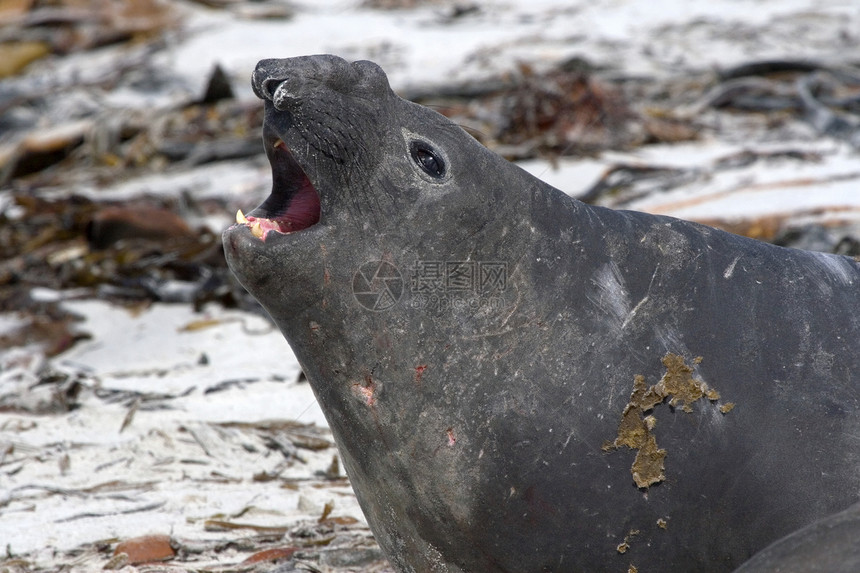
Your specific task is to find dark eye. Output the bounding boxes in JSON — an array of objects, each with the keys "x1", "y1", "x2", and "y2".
[{"x1": 410, "y1": 141, "x2": 445, "y2": 178}]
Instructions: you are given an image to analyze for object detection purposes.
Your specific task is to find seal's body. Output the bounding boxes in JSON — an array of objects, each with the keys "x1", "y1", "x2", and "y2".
[
  {"x1": 734, "y1": 503, "x2": 860, "y2": 573},
  {"x1": 223, "y1": 55, "x2": 860, "y2": 572}
]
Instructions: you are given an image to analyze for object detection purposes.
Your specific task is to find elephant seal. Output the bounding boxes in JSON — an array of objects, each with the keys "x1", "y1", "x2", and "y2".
[{"x1": 222, "y1": 55, "x2": 860, "y2": 572}]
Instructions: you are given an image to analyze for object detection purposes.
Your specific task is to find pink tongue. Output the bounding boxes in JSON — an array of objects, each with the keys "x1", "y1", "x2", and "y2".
[
  {"x1": 279, "y1": 176, "x2": 320, "y2": 232},
  {"x1": 245, "y1": 175, "x2": 320, "y2": 240}
]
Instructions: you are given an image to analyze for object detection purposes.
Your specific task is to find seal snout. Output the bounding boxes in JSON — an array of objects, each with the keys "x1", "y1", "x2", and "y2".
[
  {"x1": 252, "y1": 58, "x2": 294, "y2": 101},
  {"x1": 251, "y1": 70, "x2": 295, "y2": 112},
  {"x1": 252, "y1": 60, "x2": 296, "y2": 111},
  {"x1": 252, "y1": 55, "x2": 375, "y2": 110}
]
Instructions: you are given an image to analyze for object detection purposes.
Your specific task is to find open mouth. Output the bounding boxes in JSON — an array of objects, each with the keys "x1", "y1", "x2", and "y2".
[{"x1": 236, "y1": 138, "x2": 321, "y2": 241}]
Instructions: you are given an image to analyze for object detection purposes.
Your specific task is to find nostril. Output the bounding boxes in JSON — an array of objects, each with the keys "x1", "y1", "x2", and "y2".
[{"x1": 262, "y1": 78, "x2": 285, "y2": 101}]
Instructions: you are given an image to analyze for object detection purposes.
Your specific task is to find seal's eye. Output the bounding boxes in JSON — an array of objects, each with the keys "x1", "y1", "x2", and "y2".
[{"x1": 410, "y1": 141, "x2": 445, "y2": 178}]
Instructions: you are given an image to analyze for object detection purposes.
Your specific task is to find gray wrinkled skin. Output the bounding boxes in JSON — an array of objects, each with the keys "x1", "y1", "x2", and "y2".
[{"x1": 223, "y1": 55, "x2": 860, "y2": 572}]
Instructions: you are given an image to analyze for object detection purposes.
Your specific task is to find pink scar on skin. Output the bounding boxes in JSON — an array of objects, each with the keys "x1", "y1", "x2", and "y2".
[
  {"x1": 414, "y1": 364, "x2": 427, "y2": 385},
  {"x1": 352, "y1": 376, "x2": 377, "y2": 406}
]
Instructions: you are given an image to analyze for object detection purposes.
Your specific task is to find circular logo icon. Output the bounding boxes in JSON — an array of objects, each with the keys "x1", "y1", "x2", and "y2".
[{"x1": 352, "y1": 261, "x2": 403, "y2": 311}]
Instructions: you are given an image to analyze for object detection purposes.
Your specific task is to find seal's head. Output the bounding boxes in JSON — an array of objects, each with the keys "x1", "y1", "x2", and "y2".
[{"x1": 223, "y1": 55, "x2": 512, "y2": 323}]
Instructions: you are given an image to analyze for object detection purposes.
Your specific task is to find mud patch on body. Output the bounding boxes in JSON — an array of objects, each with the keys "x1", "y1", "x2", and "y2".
[
  {"x1": 603, "y1": 353, "x2": 733, "y2": 488},
  {"x1": 616, "y1": 529, "x2": 640, "y2": 554}
]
